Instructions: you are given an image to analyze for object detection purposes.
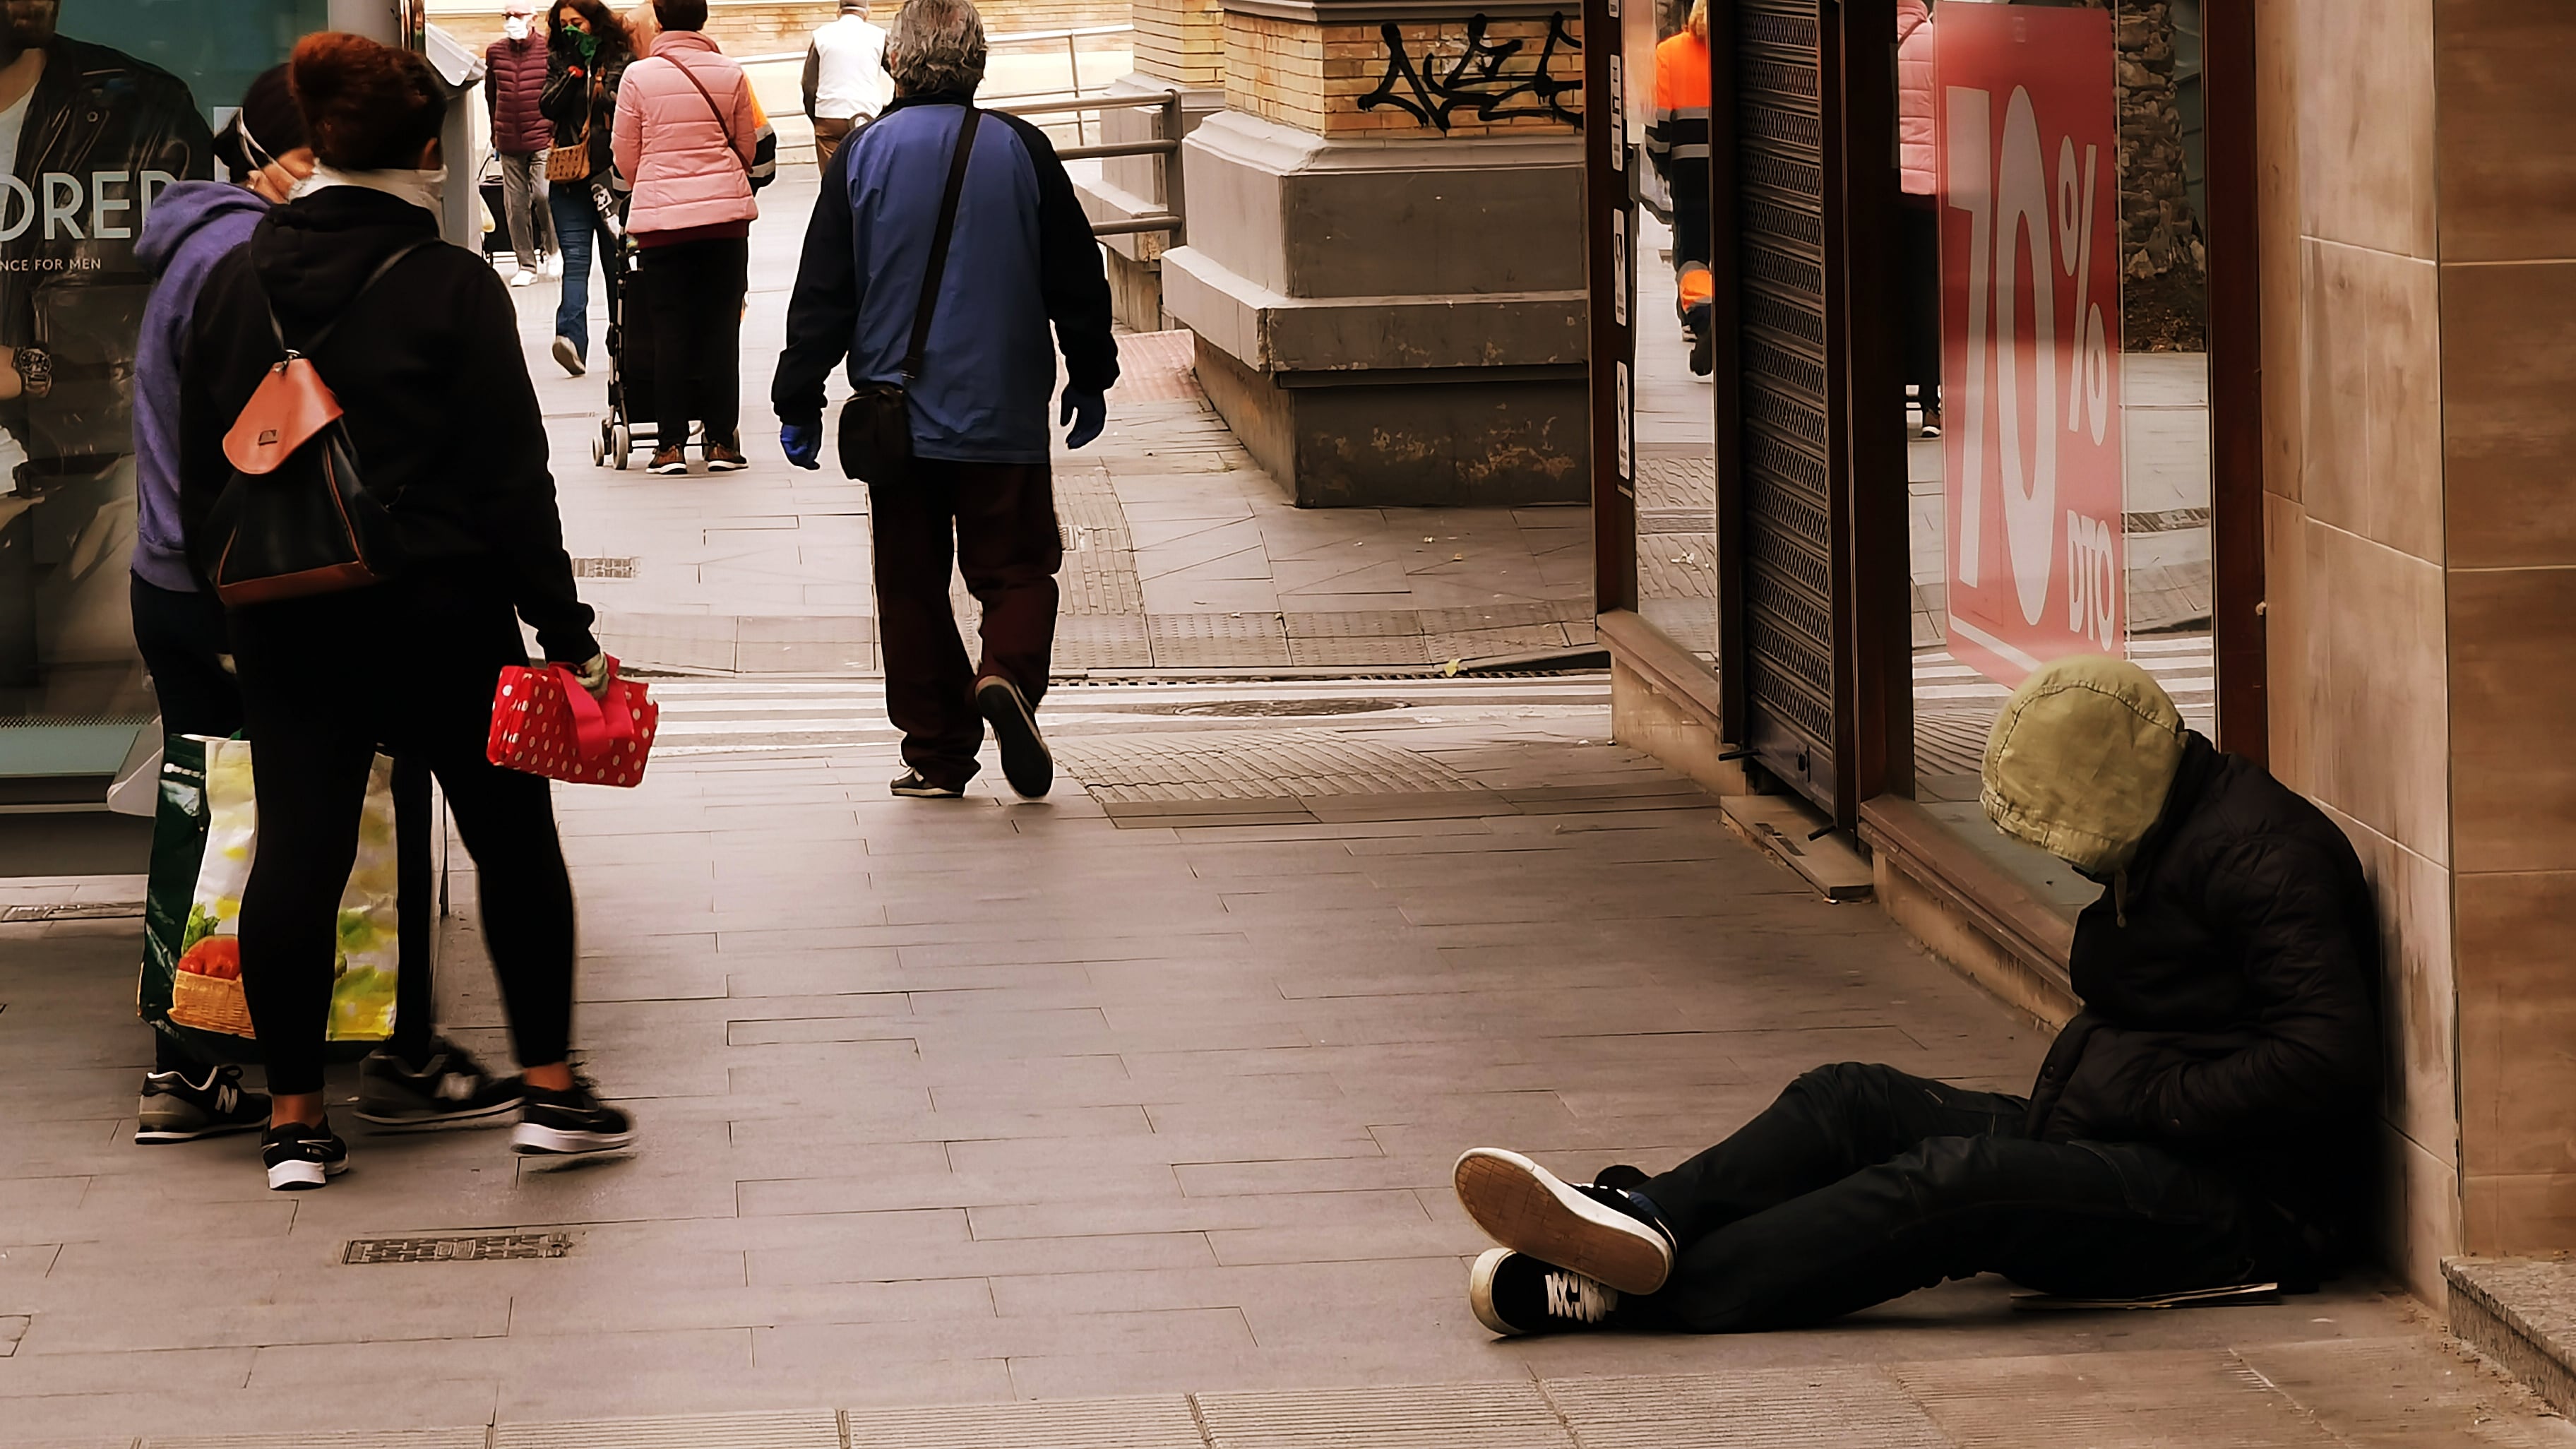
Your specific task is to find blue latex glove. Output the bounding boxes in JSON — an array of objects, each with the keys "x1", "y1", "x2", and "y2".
[
  {"x1": 780, "y1": 422, "x2": 821, "y2": 470},
  {"x1": 1059, "y1": 386, "x2": 1106, "y2": 450}
]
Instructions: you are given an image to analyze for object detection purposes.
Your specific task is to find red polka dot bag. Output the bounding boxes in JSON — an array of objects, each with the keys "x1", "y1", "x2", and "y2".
[{"x1": 486, "y1": 655, "x2": 660, "y2": 787}]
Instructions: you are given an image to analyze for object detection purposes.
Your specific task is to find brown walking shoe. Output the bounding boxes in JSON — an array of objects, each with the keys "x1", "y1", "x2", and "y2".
[
  {"x1": 646, "y1": 446, "x2": 688, "y2": 476},
  {"x1": 704, "y1": 441, "x2": 747, "y2": 472}
]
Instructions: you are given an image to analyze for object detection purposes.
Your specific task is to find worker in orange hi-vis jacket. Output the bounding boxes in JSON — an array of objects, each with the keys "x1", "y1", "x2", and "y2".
[{"x1": 1646, "y1": 0, "x2": 1715, "y2": 375}]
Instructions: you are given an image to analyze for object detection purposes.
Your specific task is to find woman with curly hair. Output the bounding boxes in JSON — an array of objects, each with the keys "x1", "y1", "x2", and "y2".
[{"x1": 539, "y1": 0, "x2": 634, "y2": 375}]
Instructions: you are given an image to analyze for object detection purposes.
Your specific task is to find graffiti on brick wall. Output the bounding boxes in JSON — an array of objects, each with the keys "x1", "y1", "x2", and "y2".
[{"x1": 1358, "y1": 13, "x2": 1582, "y2": 131}]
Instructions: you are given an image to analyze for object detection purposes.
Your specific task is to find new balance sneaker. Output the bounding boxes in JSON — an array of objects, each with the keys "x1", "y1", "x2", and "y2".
[
  {"x1": 890, "y1": 769, "x2": 965, "y2": 799},
  {"x1": 135, "y1": 1063, "x2": 269, "y2": 1144},
  {"x1": 511, "y1": 1073, "x2": 636, "y2": 1157},
  {"x1": 974, "y1": 674, "x2": 1052, "y2": 799},
  {"x1": 355, "y1": 1040, "x2": 523, "y2": 1130},
  {"x1": 262, "y1": 1118, "x2": 349, "y2": 1191},
  {"x1": 1453, "y1": 1147, "x2": 1677, "y2": 1294},
  {"x1": 1469, "y1": 1248, "x2": 1621, "y2": 1336}
]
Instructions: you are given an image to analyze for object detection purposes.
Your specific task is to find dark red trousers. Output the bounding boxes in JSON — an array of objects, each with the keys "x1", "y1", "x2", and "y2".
[{"x1": 868, "y1": 459, "x2": 1061, "y2": 788}]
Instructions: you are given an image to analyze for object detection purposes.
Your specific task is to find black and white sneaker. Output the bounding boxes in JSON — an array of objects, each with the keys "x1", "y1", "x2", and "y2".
[
  {"x1": 1453, "y1": 1147, "x2": 1676, "y2": 1295},
  {"x1": 262, "y1": 1118, "x2": 349, "y2": 1191},
  {"x1": 136, "y1": 1062, "x2": 269, "y2": 1144},
  {"x1": 974, "y1": 674, "x2": 1052, "y2": 798},
  {"x1": 1469, "y1": 1248, "x2": 1621, "y2": 1336},
  {"x1": 355, "y1": 1039, "x2": 523, "y2": 1131},
  {"x1": 890, "y1": 769, "x2": 965, "y2": 799},
  {"x1": 511, "y1": 1073, "x2": 637, "y2": 1157}
]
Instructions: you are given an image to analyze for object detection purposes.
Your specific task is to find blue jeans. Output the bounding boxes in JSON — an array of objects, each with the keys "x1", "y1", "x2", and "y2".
[
  {"x1": 1626, "y1": 1063, "x2": 2270, "y2": 1330},
  {"x1": 547, "y1": 180, "x2": 616, "y2": 359}
]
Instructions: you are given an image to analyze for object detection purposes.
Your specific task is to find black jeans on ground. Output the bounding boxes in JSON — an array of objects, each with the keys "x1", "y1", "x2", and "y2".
[
  {"x1": 866, "y1": 459, "x2": 1061, "y2": 789},
  {"x1": 1627, "y1": 1062, "x2": 2265, "y2": 1332},
  {"x1": 227, "y1": 576, "x2": 578, "y2": 1097},
  {"x1": 641, "y1": 235, "x2": 748, "y2": 454}
]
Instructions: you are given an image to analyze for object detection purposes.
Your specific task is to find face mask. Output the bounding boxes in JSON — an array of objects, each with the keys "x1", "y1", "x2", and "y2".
[{"x1": 504, "y1": 16, "x2": 530, "y2": 39}]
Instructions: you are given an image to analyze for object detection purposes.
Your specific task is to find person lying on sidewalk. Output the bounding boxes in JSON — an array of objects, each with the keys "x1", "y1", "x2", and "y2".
[{"x1": 1450, "y1": 655, "x2": 2380, "y2": 1335}]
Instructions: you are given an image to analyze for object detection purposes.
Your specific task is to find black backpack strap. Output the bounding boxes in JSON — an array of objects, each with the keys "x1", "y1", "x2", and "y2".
[
  {"x1": 256, "y1": 237, "x2": 439, "y2": 357},
  {"x1": 900, "y1": 106, "x2": 981, "y2": 384}
]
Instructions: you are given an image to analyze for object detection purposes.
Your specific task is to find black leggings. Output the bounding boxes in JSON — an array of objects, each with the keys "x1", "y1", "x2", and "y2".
[
  {"x1": 227, "y1": 580, "x2": 579, "y2": 1097},
  {"x1": 1629, "y1": 1063, "x2": 2265, "y2": 1331}
]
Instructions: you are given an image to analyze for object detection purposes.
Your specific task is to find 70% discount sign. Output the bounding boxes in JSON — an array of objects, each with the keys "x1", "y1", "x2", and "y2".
[{"x1": 1935, "y1": 4, "x2": 2124, "y2": 687}]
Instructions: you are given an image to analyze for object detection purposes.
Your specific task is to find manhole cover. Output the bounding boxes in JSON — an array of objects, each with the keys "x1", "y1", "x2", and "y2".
[
  {"x1": 343, "y1": 1232, "x2": 573, "y2": 1265},
  {"x1": 1136, "y1": 698, "x2": 1406, "y2": 718}
]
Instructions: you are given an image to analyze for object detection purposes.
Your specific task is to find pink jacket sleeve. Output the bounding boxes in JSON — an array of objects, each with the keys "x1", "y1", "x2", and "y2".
[{"x1": 611, "y1": 65, "x2": 645, "y2": 183}]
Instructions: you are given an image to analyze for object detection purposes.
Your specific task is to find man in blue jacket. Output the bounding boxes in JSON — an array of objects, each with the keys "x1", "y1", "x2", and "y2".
[{"x1": 773, "y1": 0, "x2": 1117, "y2": 800}]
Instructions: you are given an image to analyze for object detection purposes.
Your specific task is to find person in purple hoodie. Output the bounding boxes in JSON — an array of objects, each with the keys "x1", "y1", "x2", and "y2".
[
  {"x1": 131, "y1": 68, "x2": 525, "y2": 1150},
  {"x1": 124, "y1": 67, "x2": 309, "y2": 1147}
]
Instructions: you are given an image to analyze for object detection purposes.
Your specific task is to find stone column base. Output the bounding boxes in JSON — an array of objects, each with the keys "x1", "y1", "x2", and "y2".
[
  {"x1": 1194, "y1": 338, "x2": 1585, "y2": 506},
  {"x1": 1163, "y1": 111, "x2": 1588, "y2": 508}
]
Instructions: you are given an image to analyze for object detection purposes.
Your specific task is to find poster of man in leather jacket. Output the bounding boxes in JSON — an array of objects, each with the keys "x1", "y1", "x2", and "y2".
[{"x1": 0, "y1": 0, "x2": 211, "y2": 694}]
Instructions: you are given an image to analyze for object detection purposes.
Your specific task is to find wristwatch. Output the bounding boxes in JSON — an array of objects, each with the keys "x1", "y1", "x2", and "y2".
[{"x1": 13, "y1": 344, "x2": 52, "y2": 400}]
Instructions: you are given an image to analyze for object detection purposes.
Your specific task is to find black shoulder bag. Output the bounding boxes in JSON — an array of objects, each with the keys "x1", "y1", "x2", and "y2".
[
  {"x1": 203, "y1": 239, "x2": 432, "y2": 607},
  {"x1": 838, "y1": 106, "x2": 979, "y2": 486}
]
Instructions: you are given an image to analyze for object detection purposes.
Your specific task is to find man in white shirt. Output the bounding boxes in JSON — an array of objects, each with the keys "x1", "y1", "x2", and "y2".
[{"x1": 801, "y1": 0, "x2": 892, "y2": 172}]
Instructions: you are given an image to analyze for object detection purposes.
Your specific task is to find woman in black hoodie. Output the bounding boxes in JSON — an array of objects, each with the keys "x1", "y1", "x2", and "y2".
[{"x1": 179, "y1": 32, "x2": 636, "y2": 1191}]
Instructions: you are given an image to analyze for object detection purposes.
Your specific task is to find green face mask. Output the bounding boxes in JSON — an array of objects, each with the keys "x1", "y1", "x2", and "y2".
[{"x1": 573, "y1": 28, "x2": 598, "y2": 61}]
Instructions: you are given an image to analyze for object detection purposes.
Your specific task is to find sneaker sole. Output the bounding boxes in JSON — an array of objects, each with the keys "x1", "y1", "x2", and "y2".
[
  {"x1": 975, "y1": 678, "x2": 1053, "y2": 798},
  {"x1": 512, "y1": 1122, "x2": 638, "y2": 1155},
  {"x1": 704, "y1": 460, "x2": 746, "y2": 472},
  {"x1": 353, "y1": 1097, "x2": 525, "y2": 1131},
  {"x1": 1453, "y1": 1147, "x2": 1672, "y2": 1295},
  {"x1": 136, "y1": 1119, "x2": 266, "y2": 1144},
  {"x1": 1467, "y1": 1248, "x2": 1527, "y2": 1337},
  {"x1": 648, "y1": 464, "x2": 688, "y2": 476},
  {"x1": 891, "y1": 785, "x2": 965, "y2": 799},
  {"x1": 266, "y1": 1157, "x2": 349, "y2": 1191}
]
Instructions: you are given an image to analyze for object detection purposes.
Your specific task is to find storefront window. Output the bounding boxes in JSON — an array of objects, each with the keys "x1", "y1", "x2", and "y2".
[
  {"x1": 1625, "y1": 0, "x2": 1717, "y2": 664},
  {"x1": 0, "y1": 1, "x2": 324, "y2": 805},
  {"x1": 1907, "y1": 0, "x2": 2216, "y2": 912}
]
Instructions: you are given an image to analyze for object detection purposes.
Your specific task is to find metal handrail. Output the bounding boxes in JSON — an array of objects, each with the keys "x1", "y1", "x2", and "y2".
[{"x1": 988, "y1": 90, "x2": 1188, "y2": 245}]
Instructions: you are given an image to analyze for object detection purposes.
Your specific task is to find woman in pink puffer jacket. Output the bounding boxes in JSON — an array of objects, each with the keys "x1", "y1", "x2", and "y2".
[{"x1": 611, "y1": 0, "x2": 768, "y2": 474}]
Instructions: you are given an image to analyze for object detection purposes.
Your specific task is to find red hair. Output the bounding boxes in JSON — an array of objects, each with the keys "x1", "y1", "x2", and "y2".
[{"x1": 289, "y1": 32, "x2": 446, "y2": 172}]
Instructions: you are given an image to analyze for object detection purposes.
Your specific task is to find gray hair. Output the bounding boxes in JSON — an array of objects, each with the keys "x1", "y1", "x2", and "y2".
[{"x1": 888, "y1": 0, "x2": 987, "y2": 97}]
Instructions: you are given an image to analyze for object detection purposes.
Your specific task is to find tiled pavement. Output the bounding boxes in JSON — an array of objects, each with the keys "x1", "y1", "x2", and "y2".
[
  {"x1": 527, "y1": 171, "x2": 1594, "y2": 677},
  {"x1": 3, "y1": 686, "x2": 2567, "y2": 1445}
]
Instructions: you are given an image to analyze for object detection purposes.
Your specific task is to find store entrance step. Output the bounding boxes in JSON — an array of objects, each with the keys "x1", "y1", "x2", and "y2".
[{"x1": 1721, "y1": 792, "x2": 1875, "y2": 902}]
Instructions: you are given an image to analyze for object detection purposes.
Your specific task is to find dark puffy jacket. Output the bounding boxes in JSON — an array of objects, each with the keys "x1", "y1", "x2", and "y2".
[
  {"x1": 486, "y1": 34, "x2": 555, "y2": 154},
  {"x1": 2025, "y1": 733, "x2": 2382, "y2": 1269},
  {"x1": 176, "y1": 188, "x2": 597, "y2": 664}
]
